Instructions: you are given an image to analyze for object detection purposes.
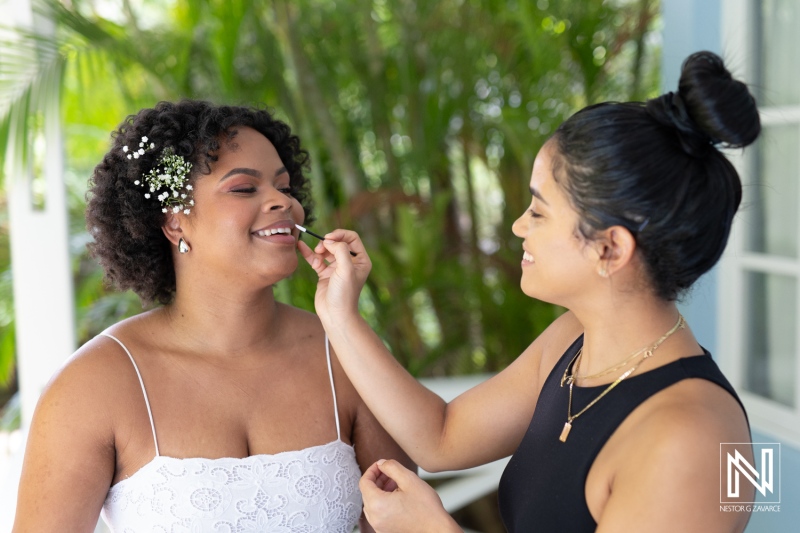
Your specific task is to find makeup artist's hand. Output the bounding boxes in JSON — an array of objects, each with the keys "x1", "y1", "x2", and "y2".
[
  {"x1": 298, "y1": 228, "x2": 371, "y2": 324},
  {"x1": 360, "y1": 459, "x2": 461, "y2": 533}
]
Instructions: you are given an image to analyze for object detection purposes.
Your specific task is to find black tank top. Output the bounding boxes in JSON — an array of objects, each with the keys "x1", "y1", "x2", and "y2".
[{"x1": 497, "y1": 335, "x2": 746, "y2": 532}]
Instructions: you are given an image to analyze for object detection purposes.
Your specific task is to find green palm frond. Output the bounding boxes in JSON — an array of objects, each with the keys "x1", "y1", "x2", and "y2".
[{"x1": 0, "y1": 18, "x2": 66, "y2": 187}]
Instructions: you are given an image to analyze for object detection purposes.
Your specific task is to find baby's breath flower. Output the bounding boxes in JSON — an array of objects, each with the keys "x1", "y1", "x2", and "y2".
[{"x1": 127, "y1": 143, "x2": 194, "y2": 214}]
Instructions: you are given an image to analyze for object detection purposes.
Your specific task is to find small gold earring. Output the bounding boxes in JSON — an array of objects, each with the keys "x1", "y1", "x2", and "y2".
[{"x1": 178, "y1": 238, "x2": 191, "y2": 254}]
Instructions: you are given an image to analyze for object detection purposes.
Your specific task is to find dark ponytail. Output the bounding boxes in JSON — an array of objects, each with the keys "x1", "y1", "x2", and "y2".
[{"x1": 551, "y1": 51, "x2": 760, "y2": 300}]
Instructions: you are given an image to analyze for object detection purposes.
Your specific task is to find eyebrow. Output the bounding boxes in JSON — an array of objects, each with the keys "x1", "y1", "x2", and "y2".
[
  {"x1": 530, "y1": 185, "x2": 549, "y2": 205},
  {"x1": 219, "y1": 166, "x2": 288, "y2": 182}
]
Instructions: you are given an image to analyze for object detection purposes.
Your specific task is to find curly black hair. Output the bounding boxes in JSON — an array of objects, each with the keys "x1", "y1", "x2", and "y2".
[{"x1": 86, "y1": 100, "x2": 313, "y2": 305}]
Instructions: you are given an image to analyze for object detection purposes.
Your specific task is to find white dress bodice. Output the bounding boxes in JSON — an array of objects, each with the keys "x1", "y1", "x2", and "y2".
[{"x1": 98, "y1": 333, "x2": 362, "y2": 533}]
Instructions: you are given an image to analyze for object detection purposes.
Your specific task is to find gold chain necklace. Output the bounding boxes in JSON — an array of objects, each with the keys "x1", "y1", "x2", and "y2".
[
  {"x1": 558, "y1": 314, "x2": 686, "y2": 443},
  {"x1": 563, "y1": 345, "x2": 646, "y2": 385}
]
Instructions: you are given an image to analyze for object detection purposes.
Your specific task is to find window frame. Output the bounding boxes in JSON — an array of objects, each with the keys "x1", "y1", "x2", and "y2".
[{"x1": 719, "y1": 0, "x2": 800, "y2": 447}]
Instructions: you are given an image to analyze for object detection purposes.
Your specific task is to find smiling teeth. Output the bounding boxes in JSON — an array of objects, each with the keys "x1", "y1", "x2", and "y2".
[
  {"x1": 256, "y1": 227, "x2": 292, "y2": 237},
  {"x1": 523, "y1": 251, "x2": 534, "y2": 262}
]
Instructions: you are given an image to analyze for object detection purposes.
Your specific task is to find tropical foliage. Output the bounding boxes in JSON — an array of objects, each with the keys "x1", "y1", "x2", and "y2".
[{"x1": 0, "y1": 0, "x2": 661, "y2": 406}]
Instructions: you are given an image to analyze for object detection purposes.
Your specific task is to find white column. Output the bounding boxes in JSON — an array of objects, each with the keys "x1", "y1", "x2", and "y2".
[
  {"x1": 4, "y1": 0, "x2": 76, "y2": 429},
  {"x1": 1, "y1": 0, "x2": 76, "y2": 528}
]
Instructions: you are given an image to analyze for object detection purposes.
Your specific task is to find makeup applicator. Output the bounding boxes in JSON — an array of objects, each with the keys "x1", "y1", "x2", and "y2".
[{"x1": 295, "y1": 224, "x2": 357, "y2": 256}]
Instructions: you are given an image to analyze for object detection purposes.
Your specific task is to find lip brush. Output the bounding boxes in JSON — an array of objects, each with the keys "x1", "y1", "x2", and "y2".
[{"x1": 295, "y1": 224, "x2": 357, "y2": 256}]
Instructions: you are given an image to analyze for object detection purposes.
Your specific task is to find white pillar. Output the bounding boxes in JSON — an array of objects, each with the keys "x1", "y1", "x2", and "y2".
[
  {"x1": 1, "y1": 0, "x2": 76, "y2": 528},
  {"x1": 4, "y1": 0, "x2": 76, "y2": 429}
]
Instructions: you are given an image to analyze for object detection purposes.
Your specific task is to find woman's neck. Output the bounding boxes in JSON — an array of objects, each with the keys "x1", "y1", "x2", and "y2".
[
  {"x1": 568, "y1": 297, "x2": 699, "y2": 384},
  {"x1": 162, "y1": 280, "x2": 283, "y2": 358}
]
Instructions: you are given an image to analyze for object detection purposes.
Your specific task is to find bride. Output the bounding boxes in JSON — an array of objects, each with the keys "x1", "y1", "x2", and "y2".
[{"x1": 13, "y1": 100, "x2": 412, "y2": 532}]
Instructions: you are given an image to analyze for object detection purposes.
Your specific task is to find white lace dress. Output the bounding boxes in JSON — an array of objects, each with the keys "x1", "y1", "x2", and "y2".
[{"x1": 98, "y1": 334, "x2": 363, "y2": 533}]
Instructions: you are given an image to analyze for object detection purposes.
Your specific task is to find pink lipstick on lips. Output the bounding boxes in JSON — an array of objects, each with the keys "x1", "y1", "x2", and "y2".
[{"x1": 252, "y1": 220, "x2": 296, "y2": 244}]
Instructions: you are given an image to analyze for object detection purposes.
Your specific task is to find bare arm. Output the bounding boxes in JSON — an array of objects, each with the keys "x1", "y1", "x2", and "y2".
[
  {"x1": 13, "y1": 348, "x2": 116, "y2": 532},
  {"x1": 596, "y1": 382, "x2": 752, "y2": 532},
  {"x1": 299, "y1": 231, "x2": 579, "y2": 471}
]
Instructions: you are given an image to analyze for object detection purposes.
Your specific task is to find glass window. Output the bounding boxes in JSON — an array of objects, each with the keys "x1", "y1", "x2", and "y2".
[
  {"x1": 744, "y1": 271, "x2": 796, "y2": 407},
  {"x1": 760, "y1": 0, "x2": 800, "y2": 106},
  {"x1": 743, "y1": 125, "x2": 799, "y2": 257}
]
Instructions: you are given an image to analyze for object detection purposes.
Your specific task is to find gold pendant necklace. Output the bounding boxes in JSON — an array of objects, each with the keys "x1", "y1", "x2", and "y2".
[{"x1": 558, "y1": 314, "x2": 685, "y2": 443}]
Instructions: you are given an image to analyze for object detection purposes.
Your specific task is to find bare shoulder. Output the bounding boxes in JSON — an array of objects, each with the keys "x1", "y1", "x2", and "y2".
[
  {"x1": 14, "y1": 326, "x2": 149, "y2": 531},
  {"x1": 42, "y1": 335, "x2": 132, "y2": 416},
  {"x1": 40, "y1": 311, "x2": 166, "y2": 429},
  {"x1": 598, "y1": 375, "x2": 750, "y2": 532},
  {"x1": 642, "y1": 375, "x2": 749, "y2": 448},
  {"x1": 277, "y1": 302, "x2": 321, "y2": 324}
]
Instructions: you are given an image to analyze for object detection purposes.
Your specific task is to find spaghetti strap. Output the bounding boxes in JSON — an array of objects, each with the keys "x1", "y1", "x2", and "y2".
[
  {"x1": 325, "y1": 334, "x2": 342, "y2": 441},
  {"x1": 99, "y1": 332, "x2": 160, "y2": 457}
]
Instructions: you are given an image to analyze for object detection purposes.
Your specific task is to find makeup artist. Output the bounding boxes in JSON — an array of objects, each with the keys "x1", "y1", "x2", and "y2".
[
  {"x1": 13, "y1": 100, "x2": 412, "y2": 532},
  {"x1": 301, "y1": 51, "x2": 757, "y2": 532}
]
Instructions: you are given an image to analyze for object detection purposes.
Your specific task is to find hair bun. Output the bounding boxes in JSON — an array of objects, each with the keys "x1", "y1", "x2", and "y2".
[
  {"x1": 646, "y1": 91, "x2": 711, "y2": 157},
  {"x1": 677, "y1": 51, "x2": 760, "y2": 148},
  {"x1": 646, "y1": 51, "x2": 760, "y2": 157}
]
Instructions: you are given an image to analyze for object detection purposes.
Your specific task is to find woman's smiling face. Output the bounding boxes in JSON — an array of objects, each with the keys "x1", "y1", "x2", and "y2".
[
  {"x1": 512, "y1": 141, "x2": 600, "y2": 307},
  {"x1": 180, "y1": 126, "x2": 306, "y2": 287}
]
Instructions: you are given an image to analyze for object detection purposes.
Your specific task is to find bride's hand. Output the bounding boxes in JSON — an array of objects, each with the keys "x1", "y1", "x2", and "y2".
[{"x1": 297, "y1": 229, "x2": 372, "y2": 324}]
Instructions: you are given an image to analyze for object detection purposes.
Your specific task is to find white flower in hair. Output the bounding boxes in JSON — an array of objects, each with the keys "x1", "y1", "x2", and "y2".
[{"x1": 126, "y1": 141, "x2": 194, "y2": 214}]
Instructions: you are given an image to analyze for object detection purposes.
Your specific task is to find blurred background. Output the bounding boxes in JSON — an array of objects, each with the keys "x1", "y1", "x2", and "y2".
[
  {"x1": 0, "y1": 0, "x2": 660, "y2": 416},
  {"x1": 1, "y1": 1, "x2": 798, "y2": 532}
]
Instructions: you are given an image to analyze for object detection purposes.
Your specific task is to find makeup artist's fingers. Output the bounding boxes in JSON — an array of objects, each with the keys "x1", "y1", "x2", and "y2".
[
  {"x1": 297, "y1": 241, "x2": 325, "y2": 274},
  {"x1": 323, "y1": 229, "x2": 368, "y2": 255},
  {"x1": 322, "y1": 239, "x2": 357, "y2": 275}
]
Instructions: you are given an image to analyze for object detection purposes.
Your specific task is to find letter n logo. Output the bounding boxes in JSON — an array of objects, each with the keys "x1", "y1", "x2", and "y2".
[{"x1": 720, "y1": 443, "x2": 781, "y2": 504}]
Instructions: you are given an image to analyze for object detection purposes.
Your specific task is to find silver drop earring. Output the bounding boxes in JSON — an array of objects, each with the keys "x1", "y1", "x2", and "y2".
[{"x1": 178, "y1": 238, "x2": 191, "y2": 254}]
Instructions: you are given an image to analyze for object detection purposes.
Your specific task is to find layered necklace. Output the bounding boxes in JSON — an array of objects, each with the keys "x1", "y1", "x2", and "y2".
[{"x1": 558, "y1": 314, "x2": 686, "y2": 443}]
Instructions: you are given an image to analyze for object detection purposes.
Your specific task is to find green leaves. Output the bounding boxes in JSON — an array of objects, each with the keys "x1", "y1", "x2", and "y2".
[{"x1": 0, "y1": 0, "x2": 661, "y2": 388}]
